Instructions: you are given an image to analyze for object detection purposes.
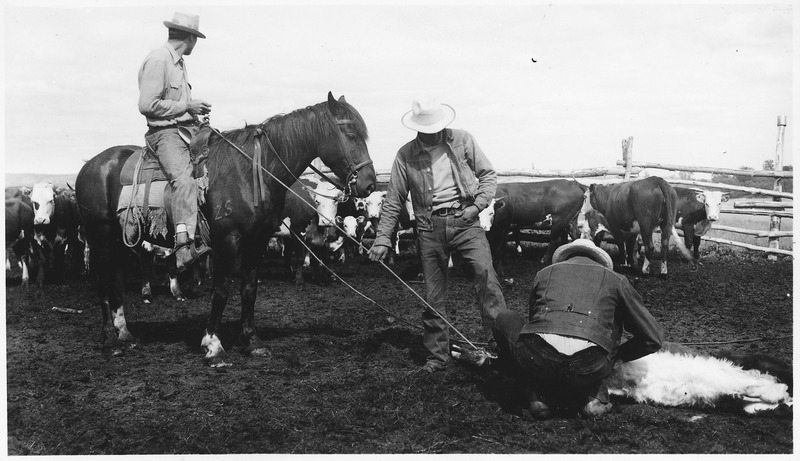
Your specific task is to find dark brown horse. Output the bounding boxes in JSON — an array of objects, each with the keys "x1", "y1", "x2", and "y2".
[{"x1": 76, "y1": 93, "x2": 376, "y2": 364}]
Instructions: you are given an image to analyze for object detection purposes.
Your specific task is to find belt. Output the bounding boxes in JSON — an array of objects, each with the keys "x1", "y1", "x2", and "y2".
[
  {"x1": 432, "y1": 207, "x2": 461, "y2": 217},
  {"x1": 146, "y1": 122, "x2": 196, "y2": 134}
]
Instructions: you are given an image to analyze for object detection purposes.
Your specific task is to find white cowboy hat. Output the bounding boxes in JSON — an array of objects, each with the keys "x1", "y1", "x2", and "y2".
[
  {"x1": 401, "y1": 99, "x2": 456, "y2": 134},
  {"x1": 164, "y1": 12, "x2": 206, "y2": 39},
  {"x1": 552, "y1": 239, "x2": 613, "y2": 270}
]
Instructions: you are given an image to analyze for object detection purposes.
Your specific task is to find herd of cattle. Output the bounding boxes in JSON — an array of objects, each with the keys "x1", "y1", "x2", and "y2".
[{"x1": 6, "y1": 174, "x2": 729, "y2": 295}]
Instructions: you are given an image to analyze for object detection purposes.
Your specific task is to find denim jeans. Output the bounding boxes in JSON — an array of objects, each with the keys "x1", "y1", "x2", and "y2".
[
  {"x1": 492, "y1": 310, "x2": 612, "y2": 408},
  {"x1": 417, "y1": 213, "x2": 507, "y2": 364},
  {"x1": 145, "y1": 128, "x2": 197, "y2": 240}
]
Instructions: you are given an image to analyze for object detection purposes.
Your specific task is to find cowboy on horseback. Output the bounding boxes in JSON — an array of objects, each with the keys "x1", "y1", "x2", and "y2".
[{"x1": 138, "y1": 11, "x2": 212, "y2": 271}]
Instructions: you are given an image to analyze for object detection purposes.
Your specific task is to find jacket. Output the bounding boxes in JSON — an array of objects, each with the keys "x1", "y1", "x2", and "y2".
[
  {"x1": 373, "y1": 128, "x2": 497, "y2": 248},
  {"x1": 521, "y1": 256, "x2": 664, "y2": 362}
]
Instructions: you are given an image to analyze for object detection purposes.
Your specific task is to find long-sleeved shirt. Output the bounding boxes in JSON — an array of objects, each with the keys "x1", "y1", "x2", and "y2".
[
  {"x1": 138, "y1": 43, "x2": 195, "y2": 127},
  {"x1": 373, "y1": 128, "x2": 497, "y2": 248},
  {"x1": 522, "y1": 256, "x2": 664, "y2": 363}
]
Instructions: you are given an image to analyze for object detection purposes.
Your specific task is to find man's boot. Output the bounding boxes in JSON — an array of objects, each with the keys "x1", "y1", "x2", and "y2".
[{"x1": 175, "y1": 231, "x2": 212, "y2": 273}]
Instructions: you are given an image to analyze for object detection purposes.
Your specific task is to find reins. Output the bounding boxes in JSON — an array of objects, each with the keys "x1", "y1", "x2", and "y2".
[{"x1": 207, "y1": 124, "x2": 480, "y2": 351}]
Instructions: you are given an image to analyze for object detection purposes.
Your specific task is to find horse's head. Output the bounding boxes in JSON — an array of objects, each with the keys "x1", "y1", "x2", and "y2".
[{"x1": 318, "y1": 92, "x2": 376, "y2": 199}]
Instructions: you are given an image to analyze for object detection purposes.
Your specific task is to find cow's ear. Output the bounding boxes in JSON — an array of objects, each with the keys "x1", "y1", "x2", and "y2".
[
  {"x1": 357, "y1": 216, "x2": 365, "y2": 223},
  {"x1": 589, "y1": 184, "x2": 596, "y2": 192},
  {"x1": 721, "y1": 194, "x2": 730, "y2": 202},
  {"x1": 695, "y1": 192, "x2": 705, "y2": 203},
  {"x1": 494, "y1": 200, "x2": 507, "y2": 212},
  {"x1": 335, "y1": 216, "x2": 344, "y2": 225}
]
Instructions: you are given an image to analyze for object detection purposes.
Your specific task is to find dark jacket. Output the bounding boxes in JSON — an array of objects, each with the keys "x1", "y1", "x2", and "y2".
[
  {"x1": 522, "y1": 256, "x2": 663, "y2": 362},
  {"x1": 373, "y1": 128, "x2": 497, "y2": 248}
]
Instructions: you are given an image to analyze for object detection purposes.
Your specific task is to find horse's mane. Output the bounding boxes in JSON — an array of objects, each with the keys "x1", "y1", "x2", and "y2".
[{"x1": 205, "y1": 99, "x2": 368, "y2": 175}]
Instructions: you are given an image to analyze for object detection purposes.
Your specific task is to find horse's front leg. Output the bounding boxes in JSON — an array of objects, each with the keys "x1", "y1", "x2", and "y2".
[
  {"x1": 238, "y1": 236, "x2": 270, "y2": 357},
  {"x1": 202, "y1": 232, "x2": 239, "y2": 367}
]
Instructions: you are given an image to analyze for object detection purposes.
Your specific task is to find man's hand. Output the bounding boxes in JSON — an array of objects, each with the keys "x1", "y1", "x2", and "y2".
[
  {"x1": 187, "y1": 99, "x2": 212, "y2": 116},
  {"x1": 459, "y1": 205, "x2": 480, "y2": 222},
  {"x1": 368, "y1": 244, "x2": 390, "y2": 262}
]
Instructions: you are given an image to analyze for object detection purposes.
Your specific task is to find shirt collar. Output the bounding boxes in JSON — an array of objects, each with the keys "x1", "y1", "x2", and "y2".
[
  {"x1": 413, "y1": 128, "x2": 453, "y2": 155},
  {"x1": 164, "y1": 42, "x2": 183, "y2": 65}
]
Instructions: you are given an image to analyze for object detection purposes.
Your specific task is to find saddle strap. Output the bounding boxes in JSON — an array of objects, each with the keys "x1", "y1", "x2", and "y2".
[
  {"x1": 142, "y1": 169, "x2": 154, "y2": 220},
  {"x1": 252, "y1": 137, "x2": 267, "y2": 206}
]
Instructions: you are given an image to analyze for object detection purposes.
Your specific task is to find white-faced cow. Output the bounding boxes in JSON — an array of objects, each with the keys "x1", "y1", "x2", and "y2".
[
  {"x1": 480, "y1": 180, "x2": 586, "y2": 278},
  {"x1": 275, "y1": 177, "x2": 344, "y2": 284},
  {"x1": 674, "y1": 187, "x2": 729, "y2": 260},
  {"x1": 30, "y1": 183, "x2": 83, "y2": 282},
  {"x1": 583, "y1": 176, "x2": 694, "y2": 277},
  {"x1": 5, "y1": 197, "x2": 42, "y2": 288}
]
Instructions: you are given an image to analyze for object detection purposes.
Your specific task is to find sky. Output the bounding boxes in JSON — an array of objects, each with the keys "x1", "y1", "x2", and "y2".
[{"x1": 2, "y1": 0, "x2": 795, "y2": 176}]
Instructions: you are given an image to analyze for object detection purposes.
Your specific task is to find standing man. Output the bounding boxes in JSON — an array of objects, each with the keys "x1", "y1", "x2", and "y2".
[
  {"x1": 138, "y1": 12, "x2": 212, "y2": 272},
  {"x1": 368, "y1": 99, "x2": 507, "y2": 373},
  {"x1": 487, "y1": 239, "x2": 664, "y2": 418}
]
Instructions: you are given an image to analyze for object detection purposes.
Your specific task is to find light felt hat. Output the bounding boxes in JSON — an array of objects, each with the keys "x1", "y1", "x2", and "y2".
[
  {"x1": 401, "y1": 99, "x2": 456, "y2": 134},
  {"x1": 552, "y1": 239, "x2": 613, "y2": 270},
  {"x1": 164, "y1": 12, "x2": 206, "y2": 39}
]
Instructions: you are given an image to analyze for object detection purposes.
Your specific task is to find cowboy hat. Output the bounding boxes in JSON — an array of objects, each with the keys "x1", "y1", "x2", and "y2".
[
  {"x1": 164, "y1": 12, "x2": 206, "y2": 39},
  {"x1": 552, "y1": 239, "x2": 613, "y2": 270},
  {"x1": 401, "y1": 99, "x2": 456, "y2": 134}
]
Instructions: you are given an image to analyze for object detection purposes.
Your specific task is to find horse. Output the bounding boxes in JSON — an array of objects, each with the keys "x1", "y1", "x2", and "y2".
[{"x1": 75, "y1": 92, "x2": 376, "y2": 364}]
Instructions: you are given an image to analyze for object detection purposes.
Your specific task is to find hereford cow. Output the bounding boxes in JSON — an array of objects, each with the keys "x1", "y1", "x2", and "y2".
[
  {"x1": 674, "y1": 187, "x2": 729, "y2": 260},
  {"x1": 5, "y1": 198, "x2": 41, "y2": 288},
  {"x1": 30, "y1": 183, "x2": 83, "y2": 282},
  {"x1": 480, "y1": 180, "x2": 586, "y2": 278},
  {"x1": 583, "y1": 177, "x2": 693, "y2": 276},
  {"x1": 275, "y1": 177, "x2": 343, "y2": 284}
]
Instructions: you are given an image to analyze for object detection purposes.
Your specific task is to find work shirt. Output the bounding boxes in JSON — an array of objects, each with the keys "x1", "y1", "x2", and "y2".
[
  {"x1": 429, "y1": 143, "x2": 460, "y2": 211},
  {"x1": 522, "y1": 256, "x2": 664, "y2": 363},
  {"x1": 374, "y1": 128, "x2": 497, "y2": 248},
  {"x1": 138, "y1": 42, "x2": 195, "y2": 127}
]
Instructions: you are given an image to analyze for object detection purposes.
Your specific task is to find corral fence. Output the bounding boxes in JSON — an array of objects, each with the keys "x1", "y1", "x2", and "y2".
[{"x1": 307, "y1": 116, "x2": 792, "y2": 257}]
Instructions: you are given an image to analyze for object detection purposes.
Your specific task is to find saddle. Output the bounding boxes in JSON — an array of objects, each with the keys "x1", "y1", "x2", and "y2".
[{"x1": 117, "y1": 125, "x2": 216, "y2": 244}]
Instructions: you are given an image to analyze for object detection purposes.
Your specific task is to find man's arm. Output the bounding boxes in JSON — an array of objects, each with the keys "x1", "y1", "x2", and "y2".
[
  {"x1": 615, "y1": 279, "x2": 664, "y2": 363},
  {"x1": 138, "y1": 57, "x2": 188, "y2": 119},
  {"x1": 371, "y1": 154, "x2": 408, "y2": 250},
  {"x1": 465, "y1": 133, "x2": 497, "y2": 212}
]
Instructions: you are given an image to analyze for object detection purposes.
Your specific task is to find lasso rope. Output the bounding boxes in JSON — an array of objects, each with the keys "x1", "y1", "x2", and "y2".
[{"x1": 209, "y1": 125, "x2": 480, "y2": 351}]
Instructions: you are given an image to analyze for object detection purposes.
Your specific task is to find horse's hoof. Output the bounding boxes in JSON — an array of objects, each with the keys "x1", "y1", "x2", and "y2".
[
  {"x1": 142, "y1": 299, "x2": 151, "y2": 304},
  {"x1": 207, "y1": 356, "x2": 232, "y2": 368}
]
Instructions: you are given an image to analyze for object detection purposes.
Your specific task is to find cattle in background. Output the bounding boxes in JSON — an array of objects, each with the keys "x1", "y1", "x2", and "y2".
[
  {"x1": 275, "y1": 177, "x2": 343, "y2": 284},
  {"x1": 30, "y1": 183, "x2": 83, "y2": 282},
  {"x1": 481, "y1": 180, "x2": 586, "y2": 278},
  {"x1": 674, "y1": 187, "x2": 729, "y2": 260},
  {"x1": 6, "y1": 197, "x2": 42, "y2": 288},
  {"x1": 583, "y1": 176, "x2": 694, "y2": 276}
]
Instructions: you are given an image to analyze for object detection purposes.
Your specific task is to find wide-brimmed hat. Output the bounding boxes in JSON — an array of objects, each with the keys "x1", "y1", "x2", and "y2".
[
  {"x1": 552, "y1": 239, "x2": 613, "y2": 270},
  {"x1": 401, "y1": 99, "x2": 456, "y2": 134},
  {"x1": 164, "y1": 12, "x2": 206, "y2": 39}
]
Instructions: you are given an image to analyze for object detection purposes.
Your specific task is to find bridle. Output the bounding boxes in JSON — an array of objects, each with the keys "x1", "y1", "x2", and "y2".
[{"x1": 304, "y1": 119, "x2": 373, "y2": 202}]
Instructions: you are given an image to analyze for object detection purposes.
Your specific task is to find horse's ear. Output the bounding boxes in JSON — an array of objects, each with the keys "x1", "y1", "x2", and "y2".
[
  {"x1": 338, "y1": 95, "x2": 347, "y2": 103},
  {"x1": 327, "y1": 92, "x2": 343, "y2": 116},
  {"x1": 67, "y1": 182, "x2": 75, "y2": 191}
]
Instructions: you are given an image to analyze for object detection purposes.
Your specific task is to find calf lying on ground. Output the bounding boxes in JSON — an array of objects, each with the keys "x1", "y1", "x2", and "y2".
[{"x1": 606, "y1": 342, "x2": 792, "y2": 414}]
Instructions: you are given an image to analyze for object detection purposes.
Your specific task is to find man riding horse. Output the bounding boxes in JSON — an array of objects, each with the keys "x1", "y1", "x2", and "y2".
[{"x1": 138, "y1": 12, "x2": 212, "y2": 271}]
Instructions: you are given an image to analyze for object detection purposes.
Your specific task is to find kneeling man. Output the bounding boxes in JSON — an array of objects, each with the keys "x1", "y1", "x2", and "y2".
[{"x1": 489, "y1": 239, "x2": 664, "y2": 418}]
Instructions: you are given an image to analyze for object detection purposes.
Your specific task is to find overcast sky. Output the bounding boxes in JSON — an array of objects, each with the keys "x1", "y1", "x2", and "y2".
[{"x1": 2, "y1": 0, "x2": 795, "y2": 175}]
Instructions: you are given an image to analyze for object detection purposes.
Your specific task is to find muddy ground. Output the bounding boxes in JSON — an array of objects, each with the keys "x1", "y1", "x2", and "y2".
[{"x1": 5, "y1": 241, "x2": 794, "y2": 454}]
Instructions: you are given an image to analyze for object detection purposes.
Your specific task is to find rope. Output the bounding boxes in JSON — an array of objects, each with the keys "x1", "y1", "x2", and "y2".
[
  {"x1": 679, "y1": 334, "x2": 792, "y2": 346},
  {"x1": 282, "y1": 222, "x2": 421, "y2": 332},
  {"x1": 208, "y1": 126, "x2": 481, "y2": 351}
]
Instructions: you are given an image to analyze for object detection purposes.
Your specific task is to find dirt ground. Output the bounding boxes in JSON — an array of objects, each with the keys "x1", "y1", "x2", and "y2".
[{"x1": 4, "y1": 241, "x2": 794, "y2": 455}]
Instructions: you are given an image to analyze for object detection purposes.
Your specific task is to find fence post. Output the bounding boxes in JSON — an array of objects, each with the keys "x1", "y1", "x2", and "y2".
[
  {"x1": 768, "y1": 115, "x2": 787, "y2": 260},
  {"x1": 622, "y1": 136, "x2": 634, "y2": 180}
]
